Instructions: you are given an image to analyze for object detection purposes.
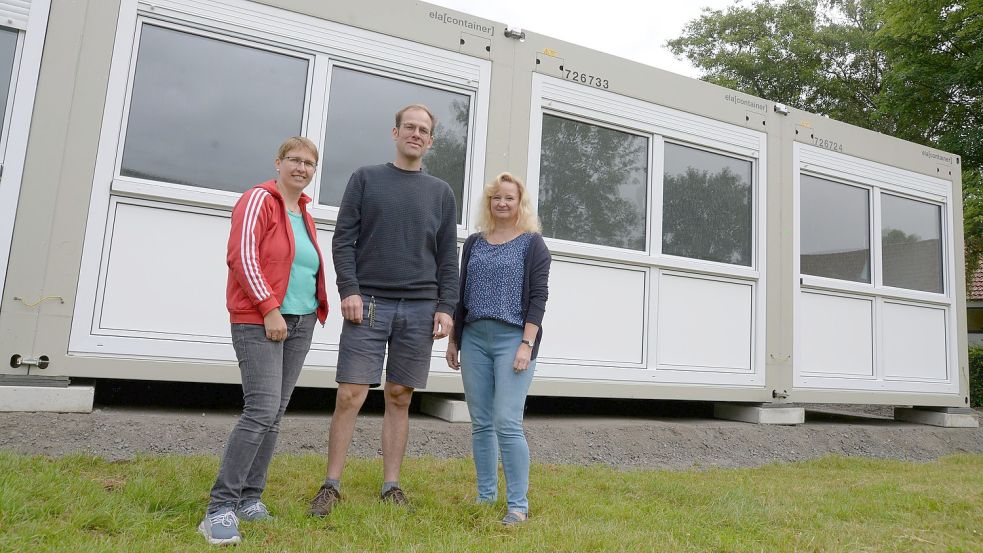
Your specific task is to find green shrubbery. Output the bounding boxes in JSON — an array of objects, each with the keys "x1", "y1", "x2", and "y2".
[{"x1": 969, "y1": 346, "x2": 983, "y2": 408}]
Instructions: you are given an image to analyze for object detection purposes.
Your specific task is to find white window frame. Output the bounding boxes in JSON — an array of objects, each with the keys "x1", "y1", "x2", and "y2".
[
  {"x1": 0, "y1": 0, "x2": 50, "y2": 305},
  {"x1": 534, "y1": 108, "x2": 654, "y2": 256},
  {"x1": 311, "y1": 59, "x2": 480, "y2": 226},
  {"x1": 527, "y1": 74, "x2": 766, "y2": 280},
  {"x1": 526, "y1": 74, "x2": 767, "y2": 386},
  {"x1": 660, "y1": 138, "x2": 758, "y2": 271},
  {"x1": 793, "y1": 142, "x2": 958, "y2": 393},
  {"x1": 70, "y1": 0, "x2": 490, "y2": 358},
  {"x1": 110, "y1": 18, "x2": 318, "y2": 205}
]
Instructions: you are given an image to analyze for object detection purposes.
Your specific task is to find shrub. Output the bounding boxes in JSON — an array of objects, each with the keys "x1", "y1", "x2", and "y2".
[{"x1": 968, "y1": 346, "x2": 983, "y2": 408}]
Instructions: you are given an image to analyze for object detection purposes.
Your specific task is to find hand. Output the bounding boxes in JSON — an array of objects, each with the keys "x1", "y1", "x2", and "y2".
[
  {"x1": 341, "y1": 294, "x2": 363, "y2": 324},
  {"x1": 433, "y1": 312, "x2": 453, "y2": 340},
  {"x1": 513, "y1": 341, "x2": 533, "y2": 372},
  {"x1": 445, "y1": 342, "x2": 460, "y2": 370},
  {"x1": 264, "y1": 308, "x2": 288, "y2": 342}
]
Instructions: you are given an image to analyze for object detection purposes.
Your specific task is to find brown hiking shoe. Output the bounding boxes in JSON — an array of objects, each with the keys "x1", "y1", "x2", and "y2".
[
  {"x1": 380, "y1": 486, "x2": 409, "y2": 506},
  {"x1": 308, "y1": 484, "x2": 340, "y2": 517}
]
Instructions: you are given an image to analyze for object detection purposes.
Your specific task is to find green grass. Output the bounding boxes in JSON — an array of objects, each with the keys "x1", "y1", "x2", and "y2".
[{"x1": 1, "y1": 453, "x2": 981, "y2": 552}]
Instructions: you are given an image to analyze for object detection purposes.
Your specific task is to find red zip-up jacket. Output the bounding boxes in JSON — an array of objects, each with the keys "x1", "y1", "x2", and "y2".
[{"x1": 226, "y1": 180, "x2": 329, "y2": 325}]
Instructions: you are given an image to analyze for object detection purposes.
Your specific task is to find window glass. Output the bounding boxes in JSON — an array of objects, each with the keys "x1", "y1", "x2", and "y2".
[
  {"x1": 320, "y1": 67, "x2": 470, "y2": 222},
  {"x1": 538, "y1": 114, "x2": 648, "y2": 250},
  {"x1": 663, "y1": 143, "x2": 752, "y2": 265},
  {"x1": 881, "y1": 193, "x2": 943, "y2": 293},
  {"x1": 968, "y1": 307, "x2": 983, "y2": 333},
  {"x1": 120, "y1": 25, "x2": 308, "y2": 193},
  {"x1": 0, "y1": 27, "x2": 19, "y2": 141},
  {"x1": 799, "y1": 175, "x2": 870, "y2": 282}
]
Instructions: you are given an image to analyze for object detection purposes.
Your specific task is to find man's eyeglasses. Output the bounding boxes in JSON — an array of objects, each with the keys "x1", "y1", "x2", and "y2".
[
  {"x1": 400, "y1": 123, "x2": 432, "y2": 138},
  {"x1": 282, "y1": 156, "x2": 317, "y2": 169}
]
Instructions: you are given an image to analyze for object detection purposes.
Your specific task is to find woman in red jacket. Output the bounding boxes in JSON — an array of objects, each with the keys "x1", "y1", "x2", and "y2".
[{"x1": 199, "y1": 136, "x2": 329, "y2": 546}]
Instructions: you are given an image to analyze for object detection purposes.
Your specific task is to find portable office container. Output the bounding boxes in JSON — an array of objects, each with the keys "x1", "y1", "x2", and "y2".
[{"x1": 0, "y1": 0, "x2": 971, "y2": 410}]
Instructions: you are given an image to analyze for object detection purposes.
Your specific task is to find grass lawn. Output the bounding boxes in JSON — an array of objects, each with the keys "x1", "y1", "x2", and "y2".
[{"x1": 0, "y1": 452, "x2": 980, "y2": 552}]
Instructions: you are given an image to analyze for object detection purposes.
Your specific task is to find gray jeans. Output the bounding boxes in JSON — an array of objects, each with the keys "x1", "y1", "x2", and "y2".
[{"x1": 208, "y1": 313, "x2": 316, "y2": 512}]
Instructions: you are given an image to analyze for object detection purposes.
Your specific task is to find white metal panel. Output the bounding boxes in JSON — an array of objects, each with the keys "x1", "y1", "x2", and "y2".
[
  {"x1": 537, "y1": 259, "x2": 646, "y2": 366},
  {"x1": 799, "y1": 291, "x2": 873, "y2": 377},
  {"x1": 99, "y1": 203, "x2": 229, "y2": 338},
  {"x1": 656, "y1": 272, "x2": 752, "y2": 372},
  {"x1": 0, "y1": 1, "x2": 30, "y2": 30},
  {"x1": 310, "y1": 228, "x2": 342, "y2": 350},
  {"x1": 882, "y1": 301, "x2": 948, "y2": 382}
]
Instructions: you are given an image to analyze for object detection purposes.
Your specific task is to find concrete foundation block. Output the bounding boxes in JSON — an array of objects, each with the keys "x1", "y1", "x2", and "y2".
[
  {"x1": 894, "y1": 407, "x2": 979, "y2": 428},
  {"x1": 420, "y1": 394, "x2": 470, "y2": 423},
  {"x1": 714, "y1": 402, "x2": 804, "y2": 425},
  {"x1": 0, "y1": 385, "x2": 95, "y2": 413}
]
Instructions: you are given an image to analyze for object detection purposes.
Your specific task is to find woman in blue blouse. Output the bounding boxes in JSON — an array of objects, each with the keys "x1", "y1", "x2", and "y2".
[{"x1": 446, "y1": 172, "x2": 551, "y2": 526}]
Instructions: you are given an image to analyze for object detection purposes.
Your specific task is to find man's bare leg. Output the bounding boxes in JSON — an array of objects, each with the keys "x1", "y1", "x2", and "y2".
[
  {"x1": 381, "y1": 382, "x2": 414, "y2": 483},
  {"x1": 326, "y1": 382, "x2": 369, "y2": 479}
]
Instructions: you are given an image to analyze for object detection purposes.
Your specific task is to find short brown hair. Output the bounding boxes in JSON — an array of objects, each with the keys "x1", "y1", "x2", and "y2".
[
  {"x1": 276, "y1": 136, "x2": 319, "y2": 162},
  {"x1": 394, "y1": 104, "x2": 437, "y2": 133}
]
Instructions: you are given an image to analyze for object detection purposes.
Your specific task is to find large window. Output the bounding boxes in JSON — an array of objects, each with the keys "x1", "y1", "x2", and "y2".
[
  {"x1": 881, "y1": 194, "x2": 943, "y2": 293},
  {"x1": 799, "y1": 175, "x2": 870, "y2": 282},
  {"x1": 538, "y1": 114, "x2": 648, "y2": 251},
  {"x1": 662, "y1": 143, "x2": 752, "y2": 265},
  {"x1": 120, "y1": 25, "x2": 309, "y2": 193},
  {"x1": 798, "y1": 173, "x2": 945, "y2": 294},
  {"x1": 319, "y1": 67, "x2": 471, "y2": 222}
]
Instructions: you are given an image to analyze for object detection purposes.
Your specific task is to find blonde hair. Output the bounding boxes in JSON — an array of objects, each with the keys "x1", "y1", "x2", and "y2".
[{"x1": 475, "y1": 172, "x2": 541, "y2": 235}]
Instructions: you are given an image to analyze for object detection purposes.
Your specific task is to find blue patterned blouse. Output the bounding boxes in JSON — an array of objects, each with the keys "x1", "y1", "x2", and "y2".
[{"x1": 463, "y1": 232, "x2": 534, "y2": 327}]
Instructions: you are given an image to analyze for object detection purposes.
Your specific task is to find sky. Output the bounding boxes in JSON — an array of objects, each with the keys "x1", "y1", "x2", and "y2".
[{"x1": 427, "y1": 0, "x2": 741, "y2": 78}]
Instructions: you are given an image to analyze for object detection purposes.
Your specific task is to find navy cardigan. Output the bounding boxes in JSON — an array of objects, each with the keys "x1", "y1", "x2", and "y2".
[{"x1": 452, "y1": 232, "x2": 551, "y2": 359}]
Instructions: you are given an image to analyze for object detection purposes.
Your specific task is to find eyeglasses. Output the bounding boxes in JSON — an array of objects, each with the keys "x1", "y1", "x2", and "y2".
[
  {"x1": 400, "y1": 123, "x2": 432, "y2": 137},
  {"x1": 282, "y1": 156, "x2": 317, "y2": 169}
]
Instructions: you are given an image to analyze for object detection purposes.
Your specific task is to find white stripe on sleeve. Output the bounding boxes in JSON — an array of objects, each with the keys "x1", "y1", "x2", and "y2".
[{"x1": 240, "y1": 189, "x2": 271, "y2": 301}]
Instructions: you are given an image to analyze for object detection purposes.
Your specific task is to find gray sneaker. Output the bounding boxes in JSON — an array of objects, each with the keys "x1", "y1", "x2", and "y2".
[
  {"x1": 198, "y1": 507, "x2": 241, "y2": 546},
  {"x1": 308, "y1": 484, "x2": 341, "y2": 517},
  {"x1": 236, "y1": 500, "x2": 272, "y2": 522}
]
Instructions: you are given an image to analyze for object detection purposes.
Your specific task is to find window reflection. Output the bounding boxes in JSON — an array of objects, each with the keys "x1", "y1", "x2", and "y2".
[
  {"x1": 881, "y1": 194, "x2": 943, "y2": 293},
  {"x1": 538, "y1": 115, "x2": 648, "y2": 251},
  {"x1": 663, "y1": 143, "x2": 752, "y2": 265},
  {"x1": 800, "y1": 175, "x2": 870, "y2": 282},
  {"x1": 120, "y1": 25, "x2": 308, "y2": 193},
  {"x1": 319, "y1": 67, "x2": 470, "y2": 223},
  {"x1": 0, "y1": 27, "x2": 19, "y2": 141}
]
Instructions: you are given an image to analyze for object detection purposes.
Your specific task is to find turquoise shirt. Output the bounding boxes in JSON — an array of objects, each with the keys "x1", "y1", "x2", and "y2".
[{"x1": 281, "y1": 211, "x2": 319, "y2": 315}]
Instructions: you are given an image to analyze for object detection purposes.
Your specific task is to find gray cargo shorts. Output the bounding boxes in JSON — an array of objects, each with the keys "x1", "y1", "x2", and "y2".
[{"x1": 336, "y1": 294, "x2": 438, "y2": 390}]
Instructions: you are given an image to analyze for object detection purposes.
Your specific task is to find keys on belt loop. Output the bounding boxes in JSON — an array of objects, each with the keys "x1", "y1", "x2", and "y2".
[{"x1": 368, "y1": 296, "x2": 376, "y2": 328}]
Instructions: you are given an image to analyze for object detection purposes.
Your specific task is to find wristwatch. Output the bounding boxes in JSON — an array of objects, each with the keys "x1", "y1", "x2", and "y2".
[{"x1": 520, "y1": 339, "x2": 535, "y2": 348}]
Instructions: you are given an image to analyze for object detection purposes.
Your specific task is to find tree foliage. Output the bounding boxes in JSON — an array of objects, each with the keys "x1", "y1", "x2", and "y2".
[
  {"x1": 538, "y1": 115, "x2": 648, "y2": 250},
  {"x1": 668, "y1": 0, "x2": 982, "y2": 287},
  {"x1": 663, "y1": 166, "x2": 752, "y2": 265}
]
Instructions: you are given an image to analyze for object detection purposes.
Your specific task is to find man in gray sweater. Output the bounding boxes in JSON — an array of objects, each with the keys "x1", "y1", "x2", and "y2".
[{"x1": 309, "y1": 104, "x2": 459, "y2": 515}]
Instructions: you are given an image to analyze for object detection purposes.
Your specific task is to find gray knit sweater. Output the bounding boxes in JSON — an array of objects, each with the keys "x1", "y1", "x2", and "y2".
[{"x1": 332, "y1": 163, "x2": 459, "y2": 314}]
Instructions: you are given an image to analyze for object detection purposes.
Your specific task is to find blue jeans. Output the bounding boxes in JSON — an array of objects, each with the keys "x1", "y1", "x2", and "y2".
[
  {"x1": 460, "y1": 319, "x2": 536, "y2": 514},
  {"x1": 208, "y1": 313, "x2": 316, "y2": 512}
]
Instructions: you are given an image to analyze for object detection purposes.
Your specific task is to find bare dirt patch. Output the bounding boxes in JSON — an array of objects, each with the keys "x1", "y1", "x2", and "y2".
[{"x1": 1, "y1": 380, "x2": 980, "y2": 469}]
